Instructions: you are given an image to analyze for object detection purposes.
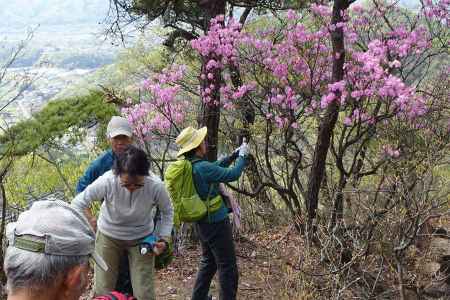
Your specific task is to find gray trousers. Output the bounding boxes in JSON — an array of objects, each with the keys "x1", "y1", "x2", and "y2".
[{"x1": 94, "y1": 231, "x2": 155, "y2": 300}]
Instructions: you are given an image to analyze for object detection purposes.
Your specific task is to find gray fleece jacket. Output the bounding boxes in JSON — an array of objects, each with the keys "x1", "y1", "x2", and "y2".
[{"x1": 71, "y1": 170, "x2": 173, "y2": 241}]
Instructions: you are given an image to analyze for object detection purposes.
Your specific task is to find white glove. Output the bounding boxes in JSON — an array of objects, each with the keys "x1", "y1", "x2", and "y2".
[
  {"x1": 238, "y1": 142, "x2": 249, "y2": 157},
  {"x1": 232, "y1": 146, "x2": 241, "y2": 156}
]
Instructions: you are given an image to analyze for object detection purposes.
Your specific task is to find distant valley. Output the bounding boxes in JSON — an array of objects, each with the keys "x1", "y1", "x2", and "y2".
[{"x1": 0, "y1": 0, "x2": 128, "y2": 125}]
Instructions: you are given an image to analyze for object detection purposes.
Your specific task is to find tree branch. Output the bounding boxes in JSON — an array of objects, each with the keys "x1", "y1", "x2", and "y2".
[{"x1": 163, "y1": 27, "x2": 199, "y2": 49}]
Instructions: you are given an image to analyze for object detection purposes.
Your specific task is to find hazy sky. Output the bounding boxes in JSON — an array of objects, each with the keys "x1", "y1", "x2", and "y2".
[
  {"x1": 1, "y1": 0, "x2": 421, "y2": 30},
  {"x1": 1, "y1": 0, "x2": 109, "y2": 29}
]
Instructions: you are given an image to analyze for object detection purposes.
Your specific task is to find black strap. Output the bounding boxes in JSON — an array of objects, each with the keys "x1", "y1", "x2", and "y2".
[{"x1": 190, "y1": 158, "x2": 202, "y2": 164}]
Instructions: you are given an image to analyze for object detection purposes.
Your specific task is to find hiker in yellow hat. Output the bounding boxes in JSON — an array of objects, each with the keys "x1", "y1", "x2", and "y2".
[
  {"x1": 175, "y1": 126, "x2": 208, "y2": 157},
  {"x1": 174, "y1": 126, "x2": 249, "y2": 300}
]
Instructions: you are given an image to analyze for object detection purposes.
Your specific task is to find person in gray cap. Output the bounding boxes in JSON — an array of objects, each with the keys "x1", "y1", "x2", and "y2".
[
  {"x1": 3, "y1": 200, "x2": 108, "y2": 300},
  {"x1": 75, "y1": 115, "x2": 134, "y2": 294}
]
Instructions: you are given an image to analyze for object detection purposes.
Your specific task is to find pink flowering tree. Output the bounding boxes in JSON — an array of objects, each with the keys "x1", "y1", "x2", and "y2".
[
  {"x1": 121, "y1": 0, "x2": 448, "y2": 206},
  {"x1": 186, "y1": 0, "x2": 448, "y2": 224},
  {"x1": 121, "y1": 64, "x2": 192, "y2": 175},
  {"x1": 107, "y1": 1, "x2": 304, "y2": 162},
  {"x1": 119, "y1": 0, "x2": 449, "y2": 294},
  {"x1": 122, "y1": 0, "x2": 448, "y2": 220},
  {"x1": 186, "y1": 2, "x2": 448, "y2": 295}
]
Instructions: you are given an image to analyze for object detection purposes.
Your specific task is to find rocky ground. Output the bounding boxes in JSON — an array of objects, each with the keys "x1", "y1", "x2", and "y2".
[
  {"x1": 79, "y1": 224, "x2": 450, "y2": 299},
  {"x1": 81, "y1": 225, "x2": 304, "y2": 300},
  {"x1": 154, "y1": 226, "x2": 302, "y2": 300}
]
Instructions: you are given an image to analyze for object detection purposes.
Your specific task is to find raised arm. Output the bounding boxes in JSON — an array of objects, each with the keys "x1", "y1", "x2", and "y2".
[
  {"x1": 215, "y1": 151, "x2": 239, "y2": 168},
  {"x1": 204, "y1": 157, "x2": 246, "y2": 183}
]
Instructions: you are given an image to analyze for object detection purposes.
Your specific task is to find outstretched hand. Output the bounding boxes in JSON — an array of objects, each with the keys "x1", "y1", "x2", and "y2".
[
  {"x1": 238, "y1": 142, "x2": 249, "y2": 157},
  {"x1": 153, "y1": 241, "x2": 168, "y2": 256},
  {"x1": 231, "y1": 146, "x2": 240, "y2": 159}
]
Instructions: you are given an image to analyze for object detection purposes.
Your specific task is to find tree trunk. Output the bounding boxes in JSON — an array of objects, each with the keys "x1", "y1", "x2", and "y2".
[
  {"x1": 176, "y1": 0, "x2": 227, "y2": 247},
  {"x1": 306, "y1": 0, "x2": 349, "y2": 232},
  {"x1": 227, "y1": 54, "x2": 273, "y2": 216},
  {"x1": 0, "y1": 158, "x2": 13, "y2": 286},
  {"x1": 198, "y1": 0, "x2": 226, "y2": 161},
  {"x1": 329, "y1": 172, "x2": 347, "y2": 230},
  {"x1": 200, "y1": 99, "x2": 221, "y2": 161},
  {"x1": 395, "y1": 252, "x2": 406, "y2": 300},
  {"x1": 0, "y1": 180, "x2": 8, "y2": 285}
]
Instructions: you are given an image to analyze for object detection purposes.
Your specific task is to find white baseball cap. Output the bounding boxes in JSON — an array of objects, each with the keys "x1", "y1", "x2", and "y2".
[{"x1": 106, "y1": 116, "x2": 133, "y2": 139}]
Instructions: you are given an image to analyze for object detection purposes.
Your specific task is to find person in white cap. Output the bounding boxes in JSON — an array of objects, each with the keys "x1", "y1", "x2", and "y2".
[
  {"x1": 76, "y1": 116, "x2": 134, "y2": 193},
  {"x1": 75, "y1": 115, "x2": 134, "y2": 294},
  {"x1": 3, "y1": 200, "x2": 108, "y2": 300}
]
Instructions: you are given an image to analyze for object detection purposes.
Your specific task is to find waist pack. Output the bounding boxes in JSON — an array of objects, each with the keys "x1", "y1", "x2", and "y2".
[
  {"x1": 93, "y1": 291, "x2": 136, "y2": 300},
  {"x1": 165, "y1": 158, "x2": 222, "y2": 227}
]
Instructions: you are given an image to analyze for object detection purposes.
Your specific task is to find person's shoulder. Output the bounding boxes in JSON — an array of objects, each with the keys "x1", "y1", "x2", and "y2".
[
  {"x1": 195, "y1": 159, "x2": 220, "y2": 170},
  {"x1": 146, "y1": 172, "x2": 163, "y2": 184},
  {"x1": 145, "y1": 172, "x2": 166, "y2": 189},
  {"x1": 89, "y1": 150, "x2": 113, "y2": 167},
  {"x1": 193, "y1": 159, "x2": 213, "y2": 167},
  {"x1": 82, "y1": 170, "x2": 114, "y2": 192},
  {"x1": 90, "y1": 149, "x2": 112, "y2": 163},
  {"x1": 97, "y1": 149, "x2": 114, "y2": 163},
  {"x1": 97, "y1": 170, "x2": 115, "y2": 182}
]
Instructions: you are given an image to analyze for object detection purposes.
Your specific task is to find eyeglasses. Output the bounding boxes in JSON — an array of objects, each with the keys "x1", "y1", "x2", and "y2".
[{"x1": 120, "y1": 181, "x2": 145, "y2": 189}]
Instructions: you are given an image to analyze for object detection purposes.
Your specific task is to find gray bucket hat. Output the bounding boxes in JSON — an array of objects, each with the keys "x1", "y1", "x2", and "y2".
[{"x1": 6, "y1": 200, "x2": 108, "y2": 271}]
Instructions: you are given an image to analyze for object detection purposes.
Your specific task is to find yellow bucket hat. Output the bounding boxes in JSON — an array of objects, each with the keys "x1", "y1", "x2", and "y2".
[{"x1": 175, "y1": 126, "x2": 207, "y2": 157}]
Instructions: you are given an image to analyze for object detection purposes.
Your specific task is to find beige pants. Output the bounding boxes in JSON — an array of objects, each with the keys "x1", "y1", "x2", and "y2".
[{"x1": 94, "y1": 231, "x2": 155, "y2": 300}]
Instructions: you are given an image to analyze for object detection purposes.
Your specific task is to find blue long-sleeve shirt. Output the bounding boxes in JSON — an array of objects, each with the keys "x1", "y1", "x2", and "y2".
[
  {"x1": 189, "y1": 154, "x2": 246, "y2": 223},
  {"x1": 76, "y1": 150, "x2": 115, "y2": 194}
]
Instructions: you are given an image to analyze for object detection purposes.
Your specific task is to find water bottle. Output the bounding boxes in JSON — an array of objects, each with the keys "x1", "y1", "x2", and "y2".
[{"x1": 140, "y1": 235, "x2": 157, "y2": 255}]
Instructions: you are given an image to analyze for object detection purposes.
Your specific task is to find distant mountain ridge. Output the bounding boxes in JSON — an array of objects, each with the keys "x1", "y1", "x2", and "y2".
[{"x1": 0, "y1": 0, "x2": 109, "y2": 29}]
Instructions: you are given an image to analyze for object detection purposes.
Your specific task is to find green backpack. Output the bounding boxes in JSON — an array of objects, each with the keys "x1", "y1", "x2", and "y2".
[{"x1": 164, "y1": 159, "x2": 222, "y2": 227}]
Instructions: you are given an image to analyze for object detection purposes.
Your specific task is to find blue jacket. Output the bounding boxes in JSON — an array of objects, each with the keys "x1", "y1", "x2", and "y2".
[
  {"x1": 189, "y1": 154, "x2": 246, "y2": 223},
  {"x1": 76, "y1": 149, "x2": 116, "y2": 194}
]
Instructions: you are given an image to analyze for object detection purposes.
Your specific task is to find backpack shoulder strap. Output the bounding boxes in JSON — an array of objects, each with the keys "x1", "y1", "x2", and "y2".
[
  {"x1": 190, "y1": 158, "x2": 202, "y2": 165},
  {"x1": 187, "y1": 158, "x2": 216, "y2": 201}
]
